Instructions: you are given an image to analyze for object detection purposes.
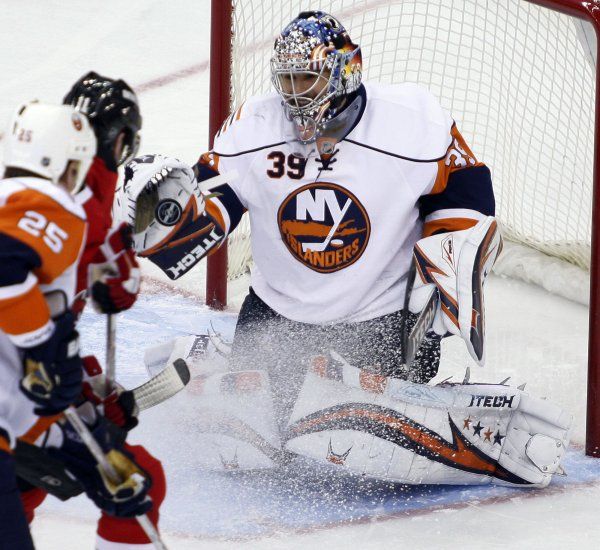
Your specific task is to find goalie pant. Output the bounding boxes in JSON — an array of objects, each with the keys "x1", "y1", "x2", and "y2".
[
  {"x1": 230, "y1": 287, "x2": 442, "y2": 430},
  {"x1": 18, "y1": 443, "x2": 166, "y2": 549}
]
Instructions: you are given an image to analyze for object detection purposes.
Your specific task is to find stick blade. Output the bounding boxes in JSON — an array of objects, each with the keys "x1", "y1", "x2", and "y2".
[{"x1": 134, "y1": 358, "x2": 190, "y2": 411}]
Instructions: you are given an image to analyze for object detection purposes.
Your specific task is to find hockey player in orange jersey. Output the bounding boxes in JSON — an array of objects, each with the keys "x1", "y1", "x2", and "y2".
[
  {"x1": 12, "y1": 75, "x2": 167, "y2": 550},
  {"x1": 0, "y1": 101, "x2": 95, "y2": 548},
  {"x1": 0, "y1": 101, "x2": 156, "y2": 549}
]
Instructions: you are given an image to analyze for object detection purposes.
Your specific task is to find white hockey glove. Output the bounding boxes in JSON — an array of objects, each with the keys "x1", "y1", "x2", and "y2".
[{"x1": 408, "y1": 216, "x2": 502, "y2": 365}]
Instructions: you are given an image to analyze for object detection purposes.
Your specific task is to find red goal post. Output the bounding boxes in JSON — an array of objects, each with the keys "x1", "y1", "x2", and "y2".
[{"x1": 208, "y1": 0, "x2": 600, "y2": 457}]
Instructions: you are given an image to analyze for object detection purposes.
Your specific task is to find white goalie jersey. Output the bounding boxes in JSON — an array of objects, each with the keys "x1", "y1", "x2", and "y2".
[{"x1": 197, "y1": 82, "x2": 495, "y2": 324}]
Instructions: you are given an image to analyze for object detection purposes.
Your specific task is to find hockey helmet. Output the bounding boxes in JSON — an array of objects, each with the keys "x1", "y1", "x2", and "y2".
[
  {"x1": 64, "y1": 71, "x2": 142, "y2": 166},
  {"x1": 3, "y1": 101, "x2": 96, "y2": 194},
  {"x1": 271, "y1": 11, "x2": 362, "y2": 142}
]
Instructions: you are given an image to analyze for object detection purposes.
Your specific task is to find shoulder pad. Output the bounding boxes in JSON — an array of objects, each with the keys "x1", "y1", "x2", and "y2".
[
  {"x1": 347, "y1": 82, "x2": 453, "y2": 161},
  {"x1": 0, "y1": 177, "x2": 86, "y2": 220},
  {"x1": 213, "y1": 93, "x2": 287, "y2": 156}
]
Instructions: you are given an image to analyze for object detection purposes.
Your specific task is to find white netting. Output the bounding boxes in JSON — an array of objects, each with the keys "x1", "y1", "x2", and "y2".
[{"x1": 224, "y1": 0, "x2": 595, "y2": 288}]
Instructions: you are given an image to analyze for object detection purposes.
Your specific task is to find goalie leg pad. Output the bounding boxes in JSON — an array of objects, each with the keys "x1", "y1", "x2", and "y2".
[
  {"x1": 191, "y1": 370, "x2": 284, "y2": 471},
  {"x1": 285, "y1": 354, "x2": 571, "y2": 487}
]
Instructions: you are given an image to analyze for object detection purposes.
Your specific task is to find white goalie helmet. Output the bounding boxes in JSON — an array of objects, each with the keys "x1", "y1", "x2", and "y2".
[
  {"x1": 116, "y1": 154, "x2": 204, "y2": 254},
  {"x1": 3, "y1": 101, "x2": 96, "y2": 194}
]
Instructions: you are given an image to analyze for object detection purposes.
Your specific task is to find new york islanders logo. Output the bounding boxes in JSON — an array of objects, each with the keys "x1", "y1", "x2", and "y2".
[{"x1": 278, "y1": 182, "x2": 370, "y2": 273}]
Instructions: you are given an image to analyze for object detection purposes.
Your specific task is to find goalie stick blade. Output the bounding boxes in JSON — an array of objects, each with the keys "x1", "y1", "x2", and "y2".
[
  {"x1": 133, "y1": 358, "x2": 190, "y2": 412},
  {"x1": 400, "y1": 259, "x2": 440, "y2": 367},
  {"x1": 402, "y1": 286, "x2": 439, "y2": 367}
]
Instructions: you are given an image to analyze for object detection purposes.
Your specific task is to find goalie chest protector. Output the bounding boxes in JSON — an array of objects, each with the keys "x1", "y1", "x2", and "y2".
[{"x1": 212, "y1": 82, "x2": 454, "y2": 324}]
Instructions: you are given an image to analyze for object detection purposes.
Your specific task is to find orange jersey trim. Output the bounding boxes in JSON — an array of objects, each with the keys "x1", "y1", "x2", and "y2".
[
  {"x1": 0, "y1": 433, "x2": 10, "y2": 453},
  {"x1": 422, "y1": 217, "x2": 479, "y2": 237},
  {"x1": 19, "y1": 414, "x2": 62, "y2": 445},
  {"x1": 431, "y1": 124, "x2": 484, "y2": 195},
  {"x1": 0, "y1": 283, "x2": 50, "y2": 337}
]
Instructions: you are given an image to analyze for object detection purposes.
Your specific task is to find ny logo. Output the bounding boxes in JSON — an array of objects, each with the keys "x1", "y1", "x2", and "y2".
[{"x1": 295, "y1": 189, "x2": 351, "y2": 252}]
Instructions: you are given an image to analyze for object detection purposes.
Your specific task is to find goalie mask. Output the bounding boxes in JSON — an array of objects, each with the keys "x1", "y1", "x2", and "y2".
[
  {"x1": 116, "y1": 155, "x2": 224, "y2": 280},
  {"x1": 271, "y1": 11, "x2": 362, "y2": 143}
]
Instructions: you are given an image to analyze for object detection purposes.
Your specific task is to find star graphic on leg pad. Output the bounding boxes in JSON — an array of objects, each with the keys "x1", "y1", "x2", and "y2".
[
  {"x1": 493, "y1": 431, "x2": 506, "y2": 446},
  {"x1": 484, "y1": 428, "x2": 493, "y2": 442},
  {"x1": 472, "y1": 421, "x2": 484, "y2": 437},
  {"x1": 463, "y1": 417, "x2": 472, "y2": 430}
]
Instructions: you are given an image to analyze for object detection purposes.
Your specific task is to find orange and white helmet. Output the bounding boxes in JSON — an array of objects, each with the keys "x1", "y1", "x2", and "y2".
[{"x1": 3, "y1": 101, "x2": 96, "y2": 194}]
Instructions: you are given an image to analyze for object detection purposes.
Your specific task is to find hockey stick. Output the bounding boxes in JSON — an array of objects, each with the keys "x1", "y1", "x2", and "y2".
[
  {"x1": 106, "y1": 313, "x2": 116, "y2": 390},
  {"x1": 133, "y1": 358, "x2": 190, "y2": 411},
  {"x1": 63, "y1": 406, "x2": 168, "y2": 550},
  {"x1": 400, "y1": 260, "x2": 439, "y2": 367}
]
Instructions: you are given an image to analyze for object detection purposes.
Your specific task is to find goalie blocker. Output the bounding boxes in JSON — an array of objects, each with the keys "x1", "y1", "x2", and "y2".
[{"x1": 408, "y1": 216, "x2": 503, "y2": 366}]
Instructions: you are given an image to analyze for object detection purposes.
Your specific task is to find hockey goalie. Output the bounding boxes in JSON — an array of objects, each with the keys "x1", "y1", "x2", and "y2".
[{"x1": 117, "y1": 11, "x2": 571, "y2": 487}]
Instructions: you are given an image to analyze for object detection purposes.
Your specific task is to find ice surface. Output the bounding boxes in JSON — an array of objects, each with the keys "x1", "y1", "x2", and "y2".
[{"x1": 2, "y1": 1, "x2": 598, "y2": 547}]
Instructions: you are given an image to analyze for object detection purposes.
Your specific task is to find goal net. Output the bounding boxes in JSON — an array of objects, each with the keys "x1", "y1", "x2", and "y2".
[{"x1": 218, "y1": 0, "x2": 595, "y2": 305}]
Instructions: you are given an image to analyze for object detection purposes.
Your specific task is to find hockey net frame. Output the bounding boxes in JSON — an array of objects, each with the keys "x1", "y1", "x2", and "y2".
[{"x1": 207, "y1": 0, "x2": 600, "y2": 457}]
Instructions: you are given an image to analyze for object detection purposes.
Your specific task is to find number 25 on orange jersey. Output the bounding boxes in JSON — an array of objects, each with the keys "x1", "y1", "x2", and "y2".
[{"x1": 17, "y1": 210, "x2": 68, "y2": 253}]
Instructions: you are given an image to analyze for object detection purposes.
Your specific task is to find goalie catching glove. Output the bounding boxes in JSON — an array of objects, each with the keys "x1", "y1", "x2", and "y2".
[
  {"x1": 408, "y1": 216, "x2": 502, "y2": 365},
  {"x1": 115, "y1": 154, "x2": 227, "y2": 280}
]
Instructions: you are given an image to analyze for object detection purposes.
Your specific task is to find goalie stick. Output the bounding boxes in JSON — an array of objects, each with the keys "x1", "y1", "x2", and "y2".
[
  {"x1": 400, "y1": 260, "x2": 439, "y2": 367},
  {"x1": 102, "y1": 311, "x2": 190, "y2": 410}
]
